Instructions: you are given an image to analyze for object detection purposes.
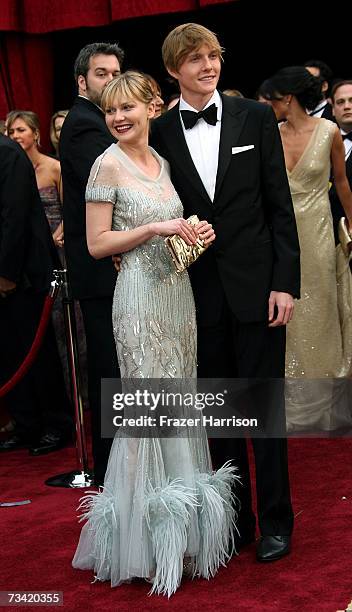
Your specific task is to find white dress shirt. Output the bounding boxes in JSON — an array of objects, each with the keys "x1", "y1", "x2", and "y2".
[
  {"x1": 308, "y1": 100, "x2": 329, "y2": 117},
  {"x1": 179, "y1": 90, "x2": 222, "y2": 202},
  {"x1": 341, "y1": 129, "x2": 352, "y2": 160}
]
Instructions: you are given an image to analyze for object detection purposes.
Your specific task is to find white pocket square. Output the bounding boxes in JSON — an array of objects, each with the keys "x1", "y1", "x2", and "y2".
[{"x1": 232, "y1": 145, "x2": 255, "y2": 154}]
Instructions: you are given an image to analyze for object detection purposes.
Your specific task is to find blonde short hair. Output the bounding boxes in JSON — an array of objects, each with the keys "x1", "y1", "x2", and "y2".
[
  {"x1": 162, "y1": 23, "x2": 224, "y2": 73},
  {"x1": 101, "y1": 71, "x2": 154, "y2": 112},
  {"x1": 223, "y1": 89, "x2": 244, "y2": 98},
  {"x1": 6, "y1": 110, "x2": 41, "y2": 147}
]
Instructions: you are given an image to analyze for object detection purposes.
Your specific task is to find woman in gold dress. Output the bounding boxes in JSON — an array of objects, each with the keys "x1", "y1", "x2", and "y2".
[{"x1": 261, "y1": 67, "x2": 352, "y2": 432}]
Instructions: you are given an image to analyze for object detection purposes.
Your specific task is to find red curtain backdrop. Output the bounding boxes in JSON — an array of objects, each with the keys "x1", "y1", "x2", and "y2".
[
  {"x1": 0, "y1": 34, "x2": 53, "y2": 151},
  {"x1": 0, "y1": 0, "x2": 236, "y2": 149},
  {"x1": 0, "y1": 0, "x2": 236, "y2": 33}
]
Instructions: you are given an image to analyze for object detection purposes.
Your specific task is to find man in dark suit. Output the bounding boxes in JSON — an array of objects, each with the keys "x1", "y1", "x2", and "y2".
[
  {"x1": 329, "y1": 80, "x2": 352, "y2": 242},
  {"x1": 60, "y1": 42, "x2": 124, "y2": 485},
  {"x1": 304, "y1": 59, "x2": 334, "y2": 120},
  {"x1": 0, "y1": 135, "x2": 73, "y2": 452},
  {"x1": 151, "y1": 24, "x2": 300, "y2": 562}
]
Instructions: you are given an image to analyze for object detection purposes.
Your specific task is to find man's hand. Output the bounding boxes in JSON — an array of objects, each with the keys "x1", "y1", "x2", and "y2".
[
  {"x1": 268, "y1": 291, "x2": 294, "y2": 327},
  {"x1": 0, "y1": 276, "x2": 17, "y2": 298},
  {"x1": 112, "y1": 254, "x2": 122, "y2": 272},
  {"x1": 195, "y1": 220, "x2": 216, "y2": 246}
]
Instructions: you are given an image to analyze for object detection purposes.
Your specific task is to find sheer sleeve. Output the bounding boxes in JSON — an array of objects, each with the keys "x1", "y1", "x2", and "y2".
[{"x1": 86, "y1": 150, "x2": 118, "y2": 205}]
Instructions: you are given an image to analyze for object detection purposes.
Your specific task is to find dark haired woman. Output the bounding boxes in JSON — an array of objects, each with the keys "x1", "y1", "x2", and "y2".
[{"x1": 262, "y1": 67, "x2": 352, "y2": 430}]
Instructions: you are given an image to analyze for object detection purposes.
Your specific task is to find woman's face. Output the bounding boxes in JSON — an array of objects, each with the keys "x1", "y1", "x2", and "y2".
[
  {"x1": 153, "y1": 89, "x2": 164, "y2": 118},
  {"x1": 269, "y1": 98, "x2": 287, "y2": 121},
  {"x1": 105, "y1": 95, "x2": 154, "y2": 144},
  {"x1": 7, "y1": 118, "x2": 37, "y2": 151},
  {"x1": 257, "y1": 95, "x2": 271, "y2": 105},
  {"x1": 54, "y1": 116, "x2": 65, "y2": 141}
]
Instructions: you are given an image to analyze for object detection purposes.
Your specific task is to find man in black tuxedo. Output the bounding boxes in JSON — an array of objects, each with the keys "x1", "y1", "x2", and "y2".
[
  {"x1": 0, "y1": 135, "x2": 73, "y2": 452},
  {"x1": 151, "y1": 24, "x2": 300, "y2": 562},
  {"x1": 304, "y1": 59, "x2": 334, "y2": 120},
  {"x1": 328, "y1": 80, "x2": 352, "y2": 242},
  {"x1": 60, "y1": 42, "x2": 124, "y2": 485}
]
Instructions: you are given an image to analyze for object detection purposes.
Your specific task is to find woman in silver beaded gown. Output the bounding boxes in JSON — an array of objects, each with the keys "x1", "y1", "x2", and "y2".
[
  {"x1": 262, "y1": 67, "x2": 352, "y2": 432},
  {"x1": 72, "y1": 72, "x2": 238, "y2": 597}
]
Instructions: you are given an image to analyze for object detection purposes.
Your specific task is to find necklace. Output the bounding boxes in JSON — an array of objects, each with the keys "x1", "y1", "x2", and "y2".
[{"x1": 32, "y1": 157, "x2": 41, "y2": 172}]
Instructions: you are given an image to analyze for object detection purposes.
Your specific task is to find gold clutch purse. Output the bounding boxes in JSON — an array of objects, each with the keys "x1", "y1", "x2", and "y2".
[
  {"x1": 164, "y1": 215, "x2": 208, "y2": 274},
  {"x1": 338, "y1": 217, "x2": 352, "y2": 257}
]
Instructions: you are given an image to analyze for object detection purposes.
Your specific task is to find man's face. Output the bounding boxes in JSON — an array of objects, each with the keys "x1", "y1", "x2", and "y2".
[
  {"x1": 332, "y1": 84, "x2": 352, "y2": 132},
  {"x1": 78, "y1": 54, "x2": 121, "y2": 106},
  {"x1": 168, "y1": 44, "x2": 221, "y2": 104}
]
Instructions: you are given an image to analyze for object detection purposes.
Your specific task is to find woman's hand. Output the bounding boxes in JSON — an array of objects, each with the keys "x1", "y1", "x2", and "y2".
[
  {"x1": 195, "y1": 220, "x2": 216, "y2": 246},
  {"x1": 112, "y1": 254, "x2": 122, "y2": 272},
  {"x1": 151, "y1": 218, "x2": 198, "y2": 245},
  {"x1": 53, "y1": 222, "x2": 64, "y2": 248},
  {"x1": 53, "y1": 230, "x2": 64, "y2": 248}
]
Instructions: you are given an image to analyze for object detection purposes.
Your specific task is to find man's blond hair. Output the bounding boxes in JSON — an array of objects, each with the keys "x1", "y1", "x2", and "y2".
[{"x1": 162, "y1": 23, "x2": 224, "y2": 73}]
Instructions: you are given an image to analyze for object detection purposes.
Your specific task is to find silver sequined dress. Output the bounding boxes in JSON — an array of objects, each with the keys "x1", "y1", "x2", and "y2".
[{"x1": 72, "y1": 143, "x2": 238, "y2": 596}]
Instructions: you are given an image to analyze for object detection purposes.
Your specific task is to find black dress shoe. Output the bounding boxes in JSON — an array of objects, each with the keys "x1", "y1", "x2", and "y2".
[
  {"x1": 0, "y1": 435, "x2": 28, "y2": 452},
  {"x1": 256, "y1": 535, "x2": 291, "y2": 562},
  {"x1": 29, "y1": 433, "x2": 69, "y2": 456}
]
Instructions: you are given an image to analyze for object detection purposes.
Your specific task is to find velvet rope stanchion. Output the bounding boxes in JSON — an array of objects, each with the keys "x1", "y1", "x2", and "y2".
[
  {"x1": 0, "y1": 269, "x2": 92, "y2": 488},
  {"x1": 45, "y1": 269, "x2": 93, "y2": 489},
  {"x1": 0, "y1": 277, "x2": 60, "y2": 398}
]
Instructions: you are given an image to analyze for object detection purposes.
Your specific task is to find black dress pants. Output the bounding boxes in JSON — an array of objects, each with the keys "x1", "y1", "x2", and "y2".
[
  {"x1": 0, "y1": 289, "x2": 73, "y2": 441},
  {"x1": 79, "y1": 297, "x2": 119, "y2": 486},
  {"x1": 197, "y1": 299, "x2": 294, "y2": 537}
]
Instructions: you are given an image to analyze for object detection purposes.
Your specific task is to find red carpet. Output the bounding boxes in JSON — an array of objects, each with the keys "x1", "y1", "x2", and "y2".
[{"x1": 1, "y1": 439, "x2": 352, "y2": 612}]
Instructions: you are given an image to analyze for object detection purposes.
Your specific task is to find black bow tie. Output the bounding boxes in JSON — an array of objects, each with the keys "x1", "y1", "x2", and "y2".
[
  {"x1": 343, "y1": 132, "x2": 352, "y2": 142},
  {"x1": 181, "y1": 103, "x2": 218, "y2": 129}
]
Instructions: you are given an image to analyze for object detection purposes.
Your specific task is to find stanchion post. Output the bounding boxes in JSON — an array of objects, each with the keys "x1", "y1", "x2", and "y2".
[{"x1": 45, "y1": 269, "x2": 93, "y2": 488}]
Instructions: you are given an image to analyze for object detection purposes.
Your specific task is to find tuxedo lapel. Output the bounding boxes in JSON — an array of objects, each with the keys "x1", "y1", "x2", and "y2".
[
  {"x1": 346, "y1": 151, "x2": 352, "y2": 180},
  {"x1": 214, "y1": 95, "x2": 248, "y2": 202},
  {"x1": 160, "y1": 107, "x2": 213, "y2": 206}
]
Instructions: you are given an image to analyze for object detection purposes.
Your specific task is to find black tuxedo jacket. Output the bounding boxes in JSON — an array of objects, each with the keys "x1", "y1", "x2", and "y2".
[
  {"x1": 0, "y1": 135, "x2": 57, "y2": 292},
  {"x1": 60, "y1": 96, "x2": 117, "y2": 299},
  {"x1": 321, "y1": 102, "x2": 334, "y2": 121},
  {"x1": 329, "y1": 151, "x2": 352, "y2": 242},
  {"x1": 151, "y1": 95, "x2": 300, "y2": 325},
  {"x1": 310, "y1": 102, "x2": 334, "y2": 121}
]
